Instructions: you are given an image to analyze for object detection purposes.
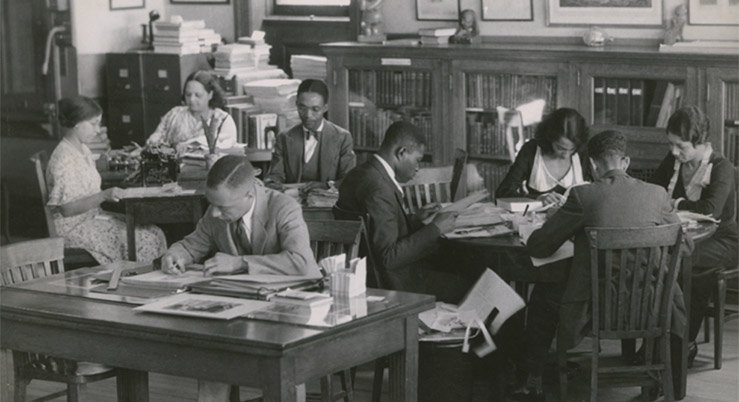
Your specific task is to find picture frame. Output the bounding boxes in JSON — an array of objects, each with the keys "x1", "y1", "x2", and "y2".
[
  {"x1": 170, "y1": 0, "x2": 229, "y2": 4},
  {"x1": 689, "y1": 0, "x2": 739, "y2": 25},
  {"x1": 482, "y1": 0, "x2": 534, "y2": 21},
  {"x1": 546, "y1": 0, "x2": 663, "y2": 26},
  {"x1": 416, "y1": 0, "x2": 459, "y2": 21},
  {"x1": 109, "y1": 0, "x2": 145, "y2": 10}
]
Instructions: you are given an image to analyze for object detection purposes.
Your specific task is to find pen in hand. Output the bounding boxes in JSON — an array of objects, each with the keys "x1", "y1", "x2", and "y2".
[{"x1": 522, "y1": 205, "x2": 530, "y2": 216}]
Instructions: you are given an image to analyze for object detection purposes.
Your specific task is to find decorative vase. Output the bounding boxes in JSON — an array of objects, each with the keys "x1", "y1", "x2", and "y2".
[{"x1": 582, "y1": 26, "x2": 614, "y2": 47}]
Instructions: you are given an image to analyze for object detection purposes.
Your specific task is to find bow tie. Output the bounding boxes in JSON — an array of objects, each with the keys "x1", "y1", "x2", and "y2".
[{"x1": 304, "y1": 129, "x2": 320, "y2": 139}]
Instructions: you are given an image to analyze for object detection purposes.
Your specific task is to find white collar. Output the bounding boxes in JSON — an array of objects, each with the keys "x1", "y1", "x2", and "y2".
[
  {"x1": 239, "y1": 195, "x2": 256, "y2": 234},
  {"x1": 374, "y1": 154, "x2": 403, "y2": 194},
  {"x1": 303, "y1": 120, "x2": 325, "y2": 135}
]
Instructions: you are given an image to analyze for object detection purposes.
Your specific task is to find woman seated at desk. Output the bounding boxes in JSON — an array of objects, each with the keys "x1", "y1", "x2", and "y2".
[
  {"x1": 650, "y1": 106, "x2": 738, "y2": 366},
  {"x1": 146, "y1": 70, "x2": 237, "y2": 154},
  {"x1": 496, "y1": 108, "x2": 592, "y2": 205},
  {"x1": 47, "y1": 96, "x2": 167, "y2": 264}
]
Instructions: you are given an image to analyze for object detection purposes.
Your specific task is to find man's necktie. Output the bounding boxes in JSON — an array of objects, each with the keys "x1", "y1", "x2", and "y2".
[{"x1": 231, "y1": 220, "x2": 252, "y2": 255}]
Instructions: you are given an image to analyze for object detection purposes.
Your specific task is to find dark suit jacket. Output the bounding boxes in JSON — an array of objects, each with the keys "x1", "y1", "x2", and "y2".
[
  {"x1": 337, "y1": 156, "x2": 441, "y2": 292},
  {"x1": 496, "y1": 139, "x2": 593, "y2": 199},
  {"x1": 266, "y1": 120, "x2": 355, "y2": 185},
  {"x1": 168, "y1": 185, "x2": 320, "y2": 277},
  {"x1": 526, "y1": 170, "x2": 685, "y2": 349}
]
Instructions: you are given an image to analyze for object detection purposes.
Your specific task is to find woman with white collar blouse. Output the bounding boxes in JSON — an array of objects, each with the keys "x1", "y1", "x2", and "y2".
[{"x1": 650, "y1": 106, "x2": 738, "y2": 366}]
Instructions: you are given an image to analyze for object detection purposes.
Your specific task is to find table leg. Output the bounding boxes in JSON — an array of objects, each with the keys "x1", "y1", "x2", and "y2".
[
  {"x1": 1, "y1": 349, "x2": 14, "y2": 402},
  {"x1": 260, "y1": 360, "x2": 297, "y2": 402},
  {"x1": 125, "y1": 202, "x2": 136, "y2": 261},
  {"x1": 675, "y1": 255, "x2": 693, "y2": 400},
  {"x1": 116, "y1": 369, "x2": 148, "y2": 402},
  {"x1": 387, "y1": 315, "x2": 419, "y2": 402}
]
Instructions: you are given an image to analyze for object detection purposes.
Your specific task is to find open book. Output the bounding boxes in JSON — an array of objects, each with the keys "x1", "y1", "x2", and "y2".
[{"x1": 422, "y1": 190, "x2": 490, "y2": 224}]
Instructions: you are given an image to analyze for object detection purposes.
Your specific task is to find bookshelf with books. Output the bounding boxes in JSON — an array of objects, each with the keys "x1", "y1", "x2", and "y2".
[
  {"x1": 451, "y1": 60, "x2": 568, "y2": 196},
  {"x1": 707, "y1": 67, "x2": 739, "y2": 167},
  {"x1": 322, "y1": 41, "x2": 737, "y2": 193},
  {"x1": 578, "y1": 63, "x2": 695, "y2": 170}
]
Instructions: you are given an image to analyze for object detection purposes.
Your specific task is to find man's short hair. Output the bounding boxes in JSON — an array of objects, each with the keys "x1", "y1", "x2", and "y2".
[
  {"x1": 206, "y1": 155, "x2": 256, "y2": 189},
  {"x1": 297, "y1": 79, "x2": 329, "y2": 103},
  {"x1": 588, "y1": 130, "x2": 627, "y2": 160},
  {"x1": 379, "y1": 121, "x2": 426, "y2": 153}
]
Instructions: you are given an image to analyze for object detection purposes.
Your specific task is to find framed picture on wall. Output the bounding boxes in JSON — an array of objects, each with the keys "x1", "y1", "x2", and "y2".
[
  {"x1": 546, "y1": 0, "x2": 662, "y2": 26},
  {"x1": 110, "y1": 0, "x2": 145, "y2": 10},
  {"x1": 416, "y1": 0, "x2": 459, "y2": 21},
  {"x1": 689, "y1": 0, "x2": 739, "y2": 25},
  {"x1": 171, "y1": 0, "x2": 229, "y2": 4},
  {"x1": 482, "y1": 0, "x2": 533, "y2": 21}
]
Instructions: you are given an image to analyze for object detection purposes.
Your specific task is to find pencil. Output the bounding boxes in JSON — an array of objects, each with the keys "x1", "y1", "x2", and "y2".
[{"x1": 522, "y1": 205, "x2": 530, "y2": 216}]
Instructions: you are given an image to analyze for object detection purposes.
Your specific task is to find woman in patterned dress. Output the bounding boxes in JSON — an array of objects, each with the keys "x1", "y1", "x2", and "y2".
[
  {"x1": 46, "y1": 96, "x2": 167, "y2": 264},
  {"x1": 146, "y1": 70, "x2": 237, "y2": 154}
]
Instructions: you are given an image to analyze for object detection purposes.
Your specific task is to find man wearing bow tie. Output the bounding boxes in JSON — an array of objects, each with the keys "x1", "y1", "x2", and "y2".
[{"x1": 265, "y1": 79, "x2": 355, "y2": 193}]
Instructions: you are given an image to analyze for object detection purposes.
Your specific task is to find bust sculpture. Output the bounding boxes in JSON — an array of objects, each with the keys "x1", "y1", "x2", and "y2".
[
  {"x1": 664, "y1": 4, "x2": 688, "y2": 46},
  {"x1": 450, "y1": 9, "x2": 480, "y2": 44},
  {"x1": 358, "y1": 0, "x2": 386, "y2": 43}
]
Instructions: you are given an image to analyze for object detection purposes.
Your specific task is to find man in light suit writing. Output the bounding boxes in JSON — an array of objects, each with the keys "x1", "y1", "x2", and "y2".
[{"x1": 162, "y1": 154, "x2": 320, "y2": 402}]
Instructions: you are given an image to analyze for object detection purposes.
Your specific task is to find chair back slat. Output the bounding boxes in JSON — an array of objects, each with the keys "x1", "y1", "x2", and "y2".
[
  {"x1": 587, "y1": 224, "x2": 683, "y2": 338},
  {"x1": 30, "y1": 151, "x2": 57, "y2": 237},
  {"x1": 332, "y1": 205, "x2": 387, "y2": 289},
  {"x1": 402, "y1": 166, "x2": 454, "y2": 213},
  {"x1": 306, "y1": 220, "x2": 363, "y2": 268},
  {"x1": 0, "y1": 238, "x2": 65, "y2": 286}
]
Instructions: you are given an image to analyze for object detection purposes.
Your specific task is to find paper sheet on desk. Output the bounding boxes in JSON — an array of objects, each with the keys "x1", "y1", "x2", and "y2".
[
  {"x1": 518, "y1": 221, "x2": 574, "y2": 267},
  {"x1": 443, "y1": 224, "x2": 512, "y2": 239},
  {"x1": 422, "y1": 190, "x2": 490, "y2": 224},
  {"x1": 677, "y1": 211, "x2": 720, "y2": 224}
]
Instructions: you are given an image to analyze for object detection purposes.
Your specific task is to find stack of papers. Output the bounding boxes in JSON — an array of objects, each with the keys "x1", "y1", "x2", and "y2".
[
  {"x1": 290, "y1": 55, "x2": 327, "y2": 81},
  {"x1": 214, "y1": 44, "x2": 272, "y2": 76},
  {"x1": 153, "y1": 17, "x2": 206, "y2": 55}
]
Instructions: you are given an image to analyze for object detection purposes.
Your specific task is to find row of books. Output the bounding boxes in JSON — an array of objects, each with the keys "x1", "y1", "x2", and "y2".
[
  {"x1": 348, "y1": 70, "x2": 433, "y2": 108},
  {"x1": 467, "y1": 119, "x2": 511, "y2": 158},
  {"x1": 476, "y1": 162, "x2": 509, "y2": 198},
  {"x1": 348, "y1": 108, "x2": 433, "y2": 152},
  {"x1": 593, "y1": 79, "x2": 684, "y2": 128},
  {"x1": 465, "y1": 74, "x2": 557, "y2": 113}
]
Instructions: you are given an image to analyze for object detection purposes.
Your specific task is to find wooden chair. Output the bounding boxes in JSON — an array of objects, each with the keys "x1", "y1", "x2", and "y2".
[
  {"x1": 558, "y1": 224, "x2": 684, "y2": 402},
  {"x1": 702, "y1": 167, "x2": 739, "y2": 369},
  {"x1": 402, "y1": 166, "x2": 454, "y2": 214},
  {"x1": 30, "y1": 151, "x2": 98, "y2": 269},
  {"x1": 0, "y1": 237, "x2": 119, "y2": 402}
]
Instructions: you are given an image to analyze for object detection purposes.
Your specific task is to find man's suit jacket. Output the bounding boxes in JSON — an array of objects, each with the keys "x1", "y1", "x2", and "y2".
[
  {"x1": 526, "y1": 169, "x2": 685, "y2": 349},
  {"x1": 266, "y1": 120, "x2": 355, "y2": 184},
  {"x1": 337, "y1": 156, "x2": 440, "y2": 292},
  {"x1": 168, "y1": 185, "x2": 320, "y2": 276}
]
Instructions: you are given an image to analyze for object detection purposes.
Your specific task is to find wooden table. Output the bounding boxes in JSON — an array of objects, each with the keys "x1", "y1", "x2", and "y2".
[
  {"x1": 445, "y1": 222, "x2": 717, "y2": 400},
  {"x1": 0, "y1": 271, "x2": 434, "y2": 402}
]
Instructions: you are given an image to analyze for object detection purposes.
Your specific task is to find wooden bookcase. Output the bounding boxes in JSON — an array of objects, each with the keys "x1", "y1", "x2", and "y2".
[{"x1": 322, "y1": 41, "x2": 738, "y2": 194}]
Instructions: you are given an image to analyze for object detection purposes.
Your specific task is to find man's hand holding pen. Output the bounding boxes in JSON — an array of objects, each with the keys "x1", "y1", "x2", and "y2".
[
  {"x1": 415, "y1": 202, "x2": 441, "y2": 222},
  {"x1": 161, "y1": 253, "x2": 188, "y2": 275}
]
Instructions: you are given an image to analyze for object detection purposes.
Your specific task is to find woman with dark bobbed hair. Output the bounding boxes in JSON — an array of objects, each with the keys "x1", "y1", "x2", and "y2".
[
  {"x1": 650, "y1": 106, "x2": 738, "y2": 366},
  {"x1": 146, "y1": 70, "x2": 237, "y2": 153},
  {"x1": 47, "y1": 96, "x2": 166, "y2": 263},
  {"x1": 496, "y1": 107, "x2": 593, "y2": 205}
]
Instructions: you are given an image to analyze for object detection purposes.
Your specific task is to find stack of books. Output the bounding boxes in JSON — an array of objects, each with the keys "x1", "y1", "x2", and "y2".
[
  {"x1": 290, "y1": 55, "x2": 327, "y2": 81},
  {"x1": 305, "y1": 188, "x2": 339, "y2": 208},
  {"x1": 152, "y1": 18, "x2": 205, "y2": 55},
  {"x1": 225, "y1": 96, "x2": 261, "y2": 144},
  {"x1": 197, "y1": 28, "x2": 221, "y2": 52},
  {"x1": 418, "y1": 27, "x2": 456, "y2": 45},
  {"x1": 244, "y1": 78, "x2": 301, "y2": 127},
  {"x1": 248, "y1": 113, "x2": 279, "y2": 149}
]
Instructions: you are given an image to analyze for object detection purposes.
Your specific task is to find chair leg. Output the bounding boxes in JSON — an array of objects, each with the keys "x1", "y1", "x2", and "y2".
[
  {"x1": 590, "y1": 337, "x2": 599, "y2": 402},
  {"x1": 66, "y1": 383, "x2": 85, "y2": 402},
  {"x1": 704, "y1": 316, "x2": 711, "y2": 343},
  {"x1": 320, "y1": 375, "x2": 333, "y2": 402},
  {"x1": 371, "y1": 359, "x2": 384, "y2": 402},
  {"x1": 13, "y1": 376, "x2": 28, "y2": 402},
  {"x1": 229, "y1": 385, "x2": 241, "y2": 402},
  {"x1": 662, "y1": 335, "x2": 675, "y2": 402},
  {"x1": 715, "y1": 277, "x2": 727, "y2": 370},
  {"x1": 339, "y1": 369, "x2": 354, "y2": 402}
]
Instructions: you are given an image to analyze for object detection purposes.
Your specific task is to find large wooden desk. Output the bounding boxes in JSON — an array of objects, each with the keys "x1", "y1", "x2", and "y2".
[{"x1": 1, "y1": 272, "x2": 433, "y2": 402}]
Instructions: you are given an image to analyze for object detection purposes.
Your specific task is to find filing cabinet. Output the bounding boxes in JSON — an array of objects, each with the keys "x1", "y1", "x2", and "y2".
[{"x1": 105, "y1": 52, "x2": 212, "y2": 148}]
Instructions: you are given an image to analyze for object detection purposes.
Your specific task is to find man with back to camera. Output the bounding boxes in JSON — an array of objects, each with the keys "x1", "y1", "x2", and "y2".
[
  {"x1": 264, "y1": 79, "x2": 355, "y2": 193},
  {"x1": 161, "y1": 155, "x2": 320, "y2": 402},
  {"x1": 336, "y1": 121, "x2": 472, "y2": 303},
  {"x1": 510, "y1": 130, "x2": 687, "y2": 401}
]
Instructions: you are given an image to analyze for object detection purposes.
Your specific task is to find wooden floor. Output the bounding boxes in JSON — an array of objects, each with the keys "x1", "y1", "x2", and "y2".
[{"x1": 14, "y1": 319, "x2": 738, "y2": 402}]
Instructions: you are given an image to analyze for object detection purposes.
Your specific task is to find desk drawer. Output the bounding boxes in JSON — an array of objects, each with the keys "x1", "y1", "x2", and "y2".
[
  {"x1": 106, "y1": 53, "x2": 143, "y2": 98},
  {"x1": 142, "y1": 53, "x2": 210, "y2": 102},
  {"x1": 107, "y1": 101, "x2": 145, "y2": 148}
]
